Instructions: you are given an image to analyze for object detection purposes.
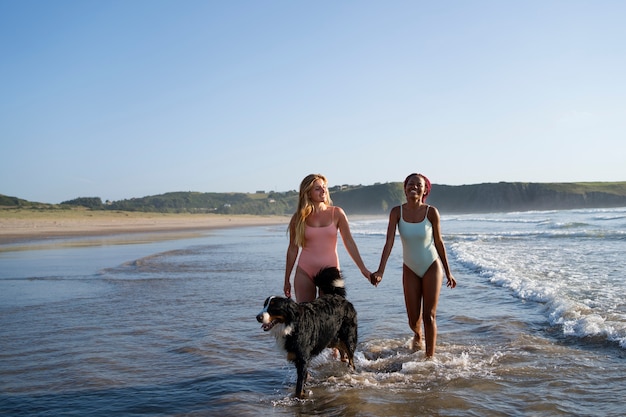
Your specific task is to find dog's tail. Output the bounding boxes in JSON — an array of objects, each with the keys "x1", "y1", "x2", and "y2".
[{"x1": 313, "y1": 267, "x2": 346, "y2": 298}]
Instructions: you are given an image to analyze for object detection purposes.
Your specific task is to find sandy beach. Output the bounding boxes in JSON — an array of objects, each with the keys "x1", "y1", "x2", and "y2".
[{"x1": 0, "y1": 209, "x2": 289, "y2": 245}]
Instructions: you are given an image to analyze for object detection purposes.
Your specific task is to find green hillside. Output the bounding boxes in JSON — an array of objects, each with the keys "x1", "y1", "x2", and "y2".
[{"x1": 2, "y1": 181, "x2": 626, "y2": 215}]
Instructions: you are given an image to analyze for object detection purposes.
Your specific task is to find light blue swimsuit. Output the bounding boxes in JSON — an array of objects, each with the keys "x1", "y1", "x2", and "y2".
[{"x1": 398, "y1": 205, "x2": 439, "y2": 277}]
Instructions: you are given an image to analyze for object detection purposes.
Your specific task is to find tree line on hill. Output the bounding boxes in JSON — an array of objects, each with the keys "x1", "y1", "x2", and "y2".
[{"x1": 3, "y1": 181, "x2": 626, "y2": 215}]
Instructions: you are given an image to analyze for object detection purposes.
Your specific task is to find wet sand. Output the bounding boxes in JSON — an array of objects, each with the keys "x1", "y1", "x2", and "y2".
[{"x1": 0, "y1": 209, "x2": 289, "y2": 245}]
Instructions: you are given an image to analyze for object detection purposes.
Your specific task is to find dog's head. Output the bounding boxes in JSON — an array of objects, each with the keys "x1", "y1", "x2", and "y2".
[{"x1": 256, "y1": 296, "x2": 296, "y2": 331}]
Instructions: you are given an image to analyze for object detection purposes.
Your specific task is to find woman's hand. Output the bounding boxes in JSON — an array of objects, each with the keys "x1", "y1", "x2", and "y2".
[
  {"x1": 370, "y1": 271, "x2": 382, "y2": 287},
  {"x1": 446, "y1": 274, "x2": 457, "y2": 289}
]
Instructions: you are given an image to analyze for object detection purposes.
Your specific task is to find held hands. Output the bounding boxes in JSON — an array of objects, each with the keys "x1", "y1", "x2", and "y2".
[
  {"x1": 369, "y1": 271, "x2": 382, "y2": 287},
  {"x1": 360, "y1": 268, "x2": 377, "y2": 287}
]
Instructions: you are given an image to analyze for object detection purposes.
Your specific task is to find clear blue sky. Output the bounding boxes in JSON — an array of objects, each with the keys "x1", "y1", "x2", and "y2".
[{"x1": 2, "y1": 1, "x2": 625, "y2": 204}]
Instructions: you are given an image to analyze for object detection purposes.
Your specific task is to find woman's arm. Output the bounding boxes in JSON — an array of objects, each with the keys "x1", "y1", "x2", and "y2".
[
  {"x1": 284, "y1": 215, "x2": 299, "y2": 297},
  {"x1": 336, "y1": 207, "x2": 371, "y2": 280},
  {"x1": 375, "y1": 206, "x2": 400, "y2": 279},
  {"x1": 429, "y1": 206, "x2": 457, "y2": 288}
]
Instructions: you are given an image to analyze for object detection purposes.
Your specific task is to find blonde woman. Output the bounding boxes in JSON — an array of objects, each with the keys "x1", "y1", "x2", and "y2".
[{"x1": 284, "y1": 174, "x2": 374, "y2": 302}]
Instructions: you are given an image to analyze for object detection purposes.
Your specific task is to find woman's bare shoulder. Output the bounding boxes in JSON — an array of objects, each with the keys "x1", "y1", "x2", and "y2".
[
  {"x1": 388, "y1": 205, "x2": 402, "y2": 221},
  {"x1": 427, "y1": 205, "x2": 441, "y2": 221},
  {"x1": 332, "y1": 205, "x2": 347, "y2": 216}
]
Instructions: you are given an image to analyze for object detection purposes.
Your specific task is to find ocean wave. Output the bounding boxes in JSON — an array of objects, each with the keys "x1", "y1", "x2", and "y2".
[
  {"x1": 544, "y1": 221, "x2": 591, "y2": 229},
  {"x1": 592, "y1": 214, "x2": 626, "y2": 221},
  {"x1": 445, "y1": 216, "x2": 549, "y2": 225},
  {"x1": 447, "y1": 229, "x2": 626, "y2": 242},
  {"x1": 451, "y1": 241, "x2": 626, "y2": 350}
]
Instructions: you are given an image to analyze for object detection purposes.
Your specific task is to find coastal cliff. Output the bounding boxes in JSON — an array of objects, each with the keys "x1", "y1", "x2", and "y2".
[
  {"x1": 333, "y1": 182, "x2": 626, "y2": 214},
  {"x1": 428, "y1": 182, "x2": 626, "y2": 213},
  {"x1": 3, "y1": 181, "x2": 626, "y2": 215}
]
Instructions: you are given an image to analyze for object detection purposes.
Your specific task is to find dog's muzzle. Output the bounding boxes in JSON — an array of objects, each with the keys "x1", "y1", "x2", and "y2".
[
  {"x1": 257, "y1": 297, "x2": 278, "y2": 331},
  {"x1": 257, "y1": 312, "x2": 279, "y2": 331}
]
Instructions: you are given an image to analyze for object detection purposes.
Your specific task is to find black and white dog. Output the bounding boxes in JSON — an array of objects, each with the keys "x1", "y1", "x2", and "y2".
[{"x1": 256, "y1": 267, "x2": 357, "y2": 398}]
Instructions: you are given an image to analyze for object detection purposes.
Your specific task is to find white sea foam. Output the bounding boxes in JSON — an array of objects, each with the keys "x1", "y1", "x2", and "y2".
[
  {"x1": 442, "y1": 207, "x2": 626, "y2": 349},
  {"x1": 302, "y1": 342, "x2": 500, "y2": 393}
]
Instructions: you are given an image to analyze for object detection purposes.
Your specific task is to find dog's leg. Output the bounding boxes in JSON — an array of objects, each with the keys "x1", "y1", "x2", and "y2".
[
  {"x1": 294, "y1": 359, "x2": 308, "y2": 399},
  {"x1": 349, "y1": 326, "x2": 357, "y2": 370},
  {"x1": 341, "y1": 316, "x2": 358, "y2": 370}
]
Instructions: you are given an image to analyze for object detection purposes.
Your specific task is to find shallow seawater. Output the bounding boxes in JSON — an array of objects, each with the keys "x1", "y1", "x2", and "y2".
[{"x1": 1, "y1": 210, "x2": 625, "y2": 416}]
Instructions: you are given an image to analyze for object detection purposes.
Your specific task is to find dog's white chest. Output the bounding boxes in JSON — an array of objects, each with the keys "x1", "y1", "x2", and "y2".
[{"x1": 271, "y1": 323, "x2": 293, "y2": 351}]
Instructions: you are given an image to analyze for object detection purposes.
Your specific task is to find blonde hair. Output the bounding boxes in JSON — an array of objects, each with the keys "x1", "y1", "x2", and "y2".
[{"x1": 294, "y1": 174, "x2": 332, "y2": 247}]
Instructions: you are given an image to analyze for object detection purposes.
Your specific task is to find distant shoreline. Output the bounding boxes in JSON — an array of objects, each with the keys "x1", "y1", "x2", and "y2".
[{"x1": 0, "y1": 209, "x2": 290, "y2": 245}]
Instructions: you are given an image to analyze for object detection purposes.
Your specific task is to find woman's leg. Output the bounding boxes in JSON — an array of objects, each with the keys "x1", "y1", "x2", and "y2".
[
  {"x1": 422, "y1": 260, "x2": 443, "y2": 357},
  {"x1": 295, "y1": 266, "x2": 343, "y2": 359},
  {"x1": 294, "y1": 266, "x2": 317, "y2": 302},
  {"x1": 402, "y1": 264, "x2": 423, "y2": 350}
]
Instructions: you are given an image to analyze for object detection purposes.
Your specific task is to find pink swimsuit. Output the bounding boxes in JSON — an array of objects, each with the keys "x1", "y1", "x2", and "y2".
[{"x1": 297, "y1": 209, "x2": 339, "y2": 278}]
